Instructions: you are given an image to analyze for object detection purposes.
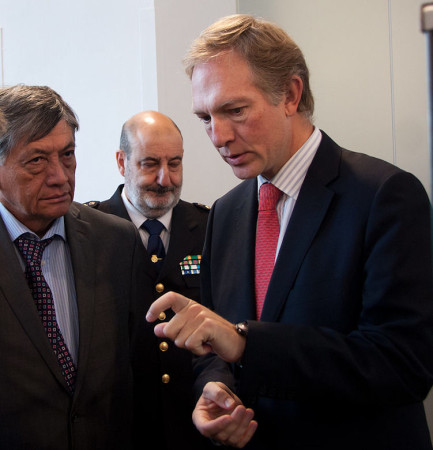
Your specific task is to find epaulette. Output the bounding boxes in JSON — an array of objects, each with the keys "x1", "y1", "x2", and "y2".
[
  {"x1": 193, "y1": 202, "x2": 211, "y2": 211},
  {"x1": 83, "y1": 200, "x2": 100, "y2": 208}
]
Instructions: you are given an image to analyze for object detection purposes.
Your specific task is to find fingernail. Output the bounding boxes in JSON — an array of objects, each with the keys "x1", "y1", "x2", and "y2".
[{"x1": 225, "y1": 398, "x2": 234, "y2": 408}]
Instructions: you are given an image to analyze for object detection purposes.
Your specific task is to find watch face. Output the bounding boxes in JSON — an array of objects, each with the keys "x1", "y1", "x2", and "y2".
[{"x1": 236, "y1": 321, "x2": 248, "y2": 336}]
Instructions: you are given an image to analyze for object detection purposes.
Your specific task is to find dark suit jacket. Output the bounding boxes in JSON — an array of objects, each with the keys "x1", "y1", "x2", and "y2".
[
  {"x1": 197, "y1": 132, "x2": 433, "y2": 450},
  {"x1": 86, "y1": 185, "x2": 211, "y2": 450},
  {"x1": 0, "y1": 202, "x2": 160, "y2": 450}
]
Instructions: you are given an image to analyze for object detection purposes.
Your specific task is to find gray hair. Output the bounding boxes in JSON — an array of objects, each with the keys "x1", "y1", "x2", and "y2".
[{"x1": 0, "y1": 85, "x2": 79, "y2": 163}]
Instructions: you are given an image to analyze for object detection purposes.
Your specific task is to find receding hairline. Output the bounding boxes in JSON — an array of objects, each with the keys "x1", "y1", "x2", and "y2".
[{"x1": 123, "y1": 111, "x2": 183, "y2": 141}]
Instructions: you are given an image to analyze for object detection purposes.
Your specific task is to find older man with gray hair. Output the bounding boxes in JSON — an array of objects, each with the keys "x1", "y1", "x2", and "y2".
[{"x1": 0, "y1": 84, "x2": 161, "y2": 450}]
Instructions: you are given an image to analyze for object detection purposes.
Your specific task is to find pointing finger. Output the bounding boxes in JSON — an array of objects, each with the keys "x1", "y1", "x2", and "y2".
[{"x1": 146, "y1": 291, "x2": 191, "y2": 322}]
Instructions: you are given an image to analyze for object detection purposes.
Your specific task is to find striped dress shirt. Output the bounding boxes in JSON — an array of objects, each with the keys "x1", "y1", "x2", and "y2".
[{"x1": 257, "y1": 127, "x2": 322, "y2": 258}]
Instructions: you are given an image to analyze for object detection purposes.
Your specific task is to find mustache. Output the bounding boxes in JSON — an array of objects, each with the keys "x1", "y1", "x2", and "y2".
[{"x1": 145, "y1": 186, "x2": 176, "y2": 194}]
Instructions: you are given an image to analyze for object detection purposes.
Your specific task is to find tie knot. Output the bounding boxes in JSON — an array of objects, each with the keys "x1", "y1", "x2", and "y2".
[
  {"x1": 258, "y1": 183, "x2": 282, "y2": 211},
  {"x1": 142, "y1": 219, "x2": 164, "y2": 236},
  {"x1": 15, "y1": 235, "x2": 54, "y2": 264}
]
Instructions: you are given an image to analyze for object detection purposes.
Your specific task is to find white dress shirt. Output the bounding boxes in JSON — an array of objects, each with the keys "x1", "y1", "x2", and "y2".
[{"x1": 120, "y1": 187, "x2": 172, "y2": 252}]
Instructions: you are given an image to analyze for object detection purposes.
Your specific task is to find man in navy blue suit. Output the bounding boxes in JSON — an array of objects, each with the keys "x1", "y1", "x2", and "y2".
[{"x1": 147, "y1": 14, "x2": 433, "y2": 449}]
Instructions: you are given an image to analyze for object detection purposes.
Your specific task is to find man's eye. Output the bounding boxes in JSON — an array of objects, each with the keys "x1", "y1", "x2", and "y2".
[
  {"x1": 231, "y1": 107, "x2": 243, "y2": 115},
  {"x1": 199, "y1": 115, "x2": 211, "y2": 124}
]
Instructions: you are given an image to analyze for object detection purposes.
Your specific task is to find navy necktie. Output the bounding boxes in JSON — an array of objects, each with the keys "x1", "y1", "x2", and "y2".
[
  {"x1": 142, "y1": 219, "x2": 166, "y2": 272},
  {"x1": 15, "y1": 235, "x2": 77, "y2": 392}
]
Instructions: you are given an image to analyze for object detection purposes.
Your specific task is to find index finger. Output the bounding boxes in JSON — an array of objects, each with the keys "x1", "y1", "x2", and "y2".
[{"x1": 146, "y1": 291, "x2": 191, "y2": 322}]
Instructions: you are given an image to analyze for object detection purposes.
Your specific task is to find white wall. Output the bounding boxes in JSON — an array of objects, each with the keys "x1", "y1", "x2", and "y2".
[{"x1": 0, "y1": 0, "x2": 158, "y2": 202}]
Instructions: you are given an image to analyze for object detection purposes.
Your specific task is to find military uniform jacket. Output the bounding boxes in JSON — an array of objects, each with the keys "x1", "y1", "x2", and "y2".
[{"x1": 86, "y1": 185, "x2": 212, "y2": 450}]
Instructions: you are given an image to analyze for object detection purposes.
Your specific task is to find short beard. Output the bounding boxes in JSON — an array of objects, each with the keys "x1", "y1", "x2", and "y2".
[{"x1": 127, "y1": 184, "x2": 181, "y2": 219}]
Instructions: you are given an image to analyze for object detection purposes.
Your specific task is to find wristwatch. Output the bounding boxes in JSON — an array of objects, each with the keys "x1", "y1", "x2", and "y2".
[{"x1": 235, "y1": 321, "x2": 249, "y2": 337}]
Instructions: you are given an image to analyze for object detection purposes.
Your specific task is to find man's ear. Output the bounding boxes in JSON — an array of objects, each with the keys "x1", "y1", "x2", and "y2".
[
  {"x1": 116, "y1": 150, "x2": 126, "y2": 177},
  {"x1": 284, "y1": 75, "x2": 303, "y2": 116}
]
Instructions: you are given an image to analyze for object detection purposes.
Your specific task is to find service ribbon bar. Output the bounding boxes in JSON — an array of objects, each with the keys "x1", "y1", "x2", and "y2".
[{"x1": 180, "y1": 255, "x2": 201, "y2": 275}]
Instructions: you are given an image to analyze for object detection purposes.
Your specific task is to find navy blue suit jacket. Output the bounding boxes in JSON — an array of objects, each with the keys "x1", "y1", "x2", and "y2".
[{"x1": 197, "y1": 132, "x2": 433, "y2": 449}]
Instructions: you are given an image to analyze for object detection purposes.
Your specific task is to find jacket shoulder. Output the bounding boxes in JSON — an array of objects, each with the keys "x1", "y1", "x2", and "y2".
[
  {"x1": 192, "y1": 202, "x2": 211, "y2": 212},
  {"x1": 83, "y1": 200, "x2": 101, "y2": 209}
]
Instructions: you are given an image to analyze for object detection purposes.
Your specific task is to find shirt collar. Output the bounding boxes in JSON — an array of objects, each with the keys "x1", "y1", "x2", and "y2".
[
  {"x1": 0, "y1": 202, "x2": 66, "y2": 242},
  {"x1": 120, "y1": 186, "x2": 173, "y2": 231},
  {"x1": 257, "y1": 127, "x2": 322, "y2": 199}
]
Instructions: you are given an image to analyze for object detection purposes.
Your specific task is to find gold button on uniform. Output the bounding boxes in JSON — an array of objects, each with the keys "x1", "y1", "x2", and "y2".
[
  {"x1": 155, "y1": 283, "x2": 164, "y2": 293},
  {"x1": 159, "y1": 341, "x2": 169, "y2": 352},
  {"x1": 161, "y1": 374, "x2": 170, "y2": 384},
  {"x1": 158, "y1": 312, "x2": 166, "y2": 321}
]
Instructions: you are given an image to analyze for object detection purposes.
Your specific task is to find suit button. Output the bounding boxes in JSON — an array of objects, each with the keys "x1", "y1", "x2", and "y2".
[
  {"x1": 159, "y1": 341, "x2": 169, "y2": 352},
  {"x1": 155, "y1": 283, "x2": 164, "y2": 293},
  {"x1": 158, "y1": 312, "x2": 166, "y2": 321},
  {"x1": 161, "y1": 373, "x2": 170, "y2": 384}
]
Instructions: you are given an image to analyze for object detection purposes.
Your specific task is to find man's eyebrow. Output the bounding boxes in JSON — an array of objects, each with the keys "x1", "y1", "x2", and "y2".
[
  {"x1": 141, "y1": 156, "x2": 159, "y2": 161},
  {"x1": 193, "y1": 98, "x2": 249, "y2": 115},
  {"x1": 62, "y1": 141, "x2": 76, "y2": 151},
  {"x1": 28, "y1": 140, "x2": 75, "y2": 152}
]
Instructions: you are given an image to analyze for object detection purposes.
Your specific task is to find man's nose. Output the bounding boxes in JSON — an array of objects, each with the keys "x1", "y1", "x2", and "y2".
[
  {"x1": 46, "y1": 160, "x2": 68, "y2": 185},
  {"x1": 209, "y1": 118, "x2": 235, "y2": 149},
  {"x1": 156, "y1": 165, "x2": 171, "y2": 186}
]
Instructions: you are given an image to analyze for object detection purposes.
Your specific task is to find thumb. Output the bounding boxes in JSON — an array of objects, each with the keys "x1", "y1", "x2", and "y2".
[{"x1": 203, "y1": 381, "x2": 238, "y2": 409}]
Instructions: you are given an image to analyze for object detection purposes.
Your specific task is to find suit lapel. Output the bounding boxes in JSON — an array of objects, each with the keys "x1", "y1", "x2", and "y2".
[
  {"x1": 217, "y1": 180, "x2": 258, "y2": 321},
  {"x1": 65, "y1": 203, "x2": 96, "y2": 396},
  {"x1": 260, "y1": 132, "x2": 341, "y2": 321},
  {"x1": 236, "y1": 181, "x2": 258, "y2": 319}
]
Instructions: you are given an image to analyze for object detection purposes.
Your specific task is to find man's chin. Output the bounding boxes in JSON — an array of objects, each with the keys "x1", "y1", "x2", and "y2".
[
  {"x1": 43, "y1": 201, "x2": 72, "y2": 218},
  {"x1": 142, "y1": 200, "x2": 174, "y2": 218}
]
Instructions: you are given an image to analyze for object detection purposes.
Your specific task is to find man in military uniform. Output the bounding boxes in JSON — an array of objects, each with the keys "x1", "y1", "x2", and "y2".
[{"x1": 85, "y1": 110, "x2": 211, "y2": 450}]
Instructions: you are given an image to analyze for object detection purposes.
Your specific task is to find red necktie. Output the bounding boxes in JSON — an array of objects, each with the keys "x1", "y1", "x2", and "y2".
[
  {"x1": 15, "y1": 236, "x2": 77, "y2": 392},
  {"x1": 255, "y1": 183, "x2": 282, "y2": 320}
]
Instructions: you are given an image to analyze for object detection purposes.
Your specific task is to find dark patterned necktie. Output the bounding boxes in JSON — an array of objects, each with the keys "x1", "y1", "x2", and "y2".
[
  {"x1": 142, "y1": 219, "x2": 166, "y2": 272},
  {"x1": 15, "y1": 235, "x2": 77, "y2": 392},
  {"x1": 255, "y1": 183, "x2": 282, "y2": 319}
]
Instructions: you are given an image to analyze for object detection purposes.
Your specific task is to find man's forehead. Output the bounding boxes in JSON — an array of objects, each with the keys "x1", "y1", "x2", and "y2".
[
  {"x1": 14, "y1": 128, "x2": 75, "y2": 156},
  {"x1": 131, "y1": 145, "x2": 183, "y2": 162}
]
